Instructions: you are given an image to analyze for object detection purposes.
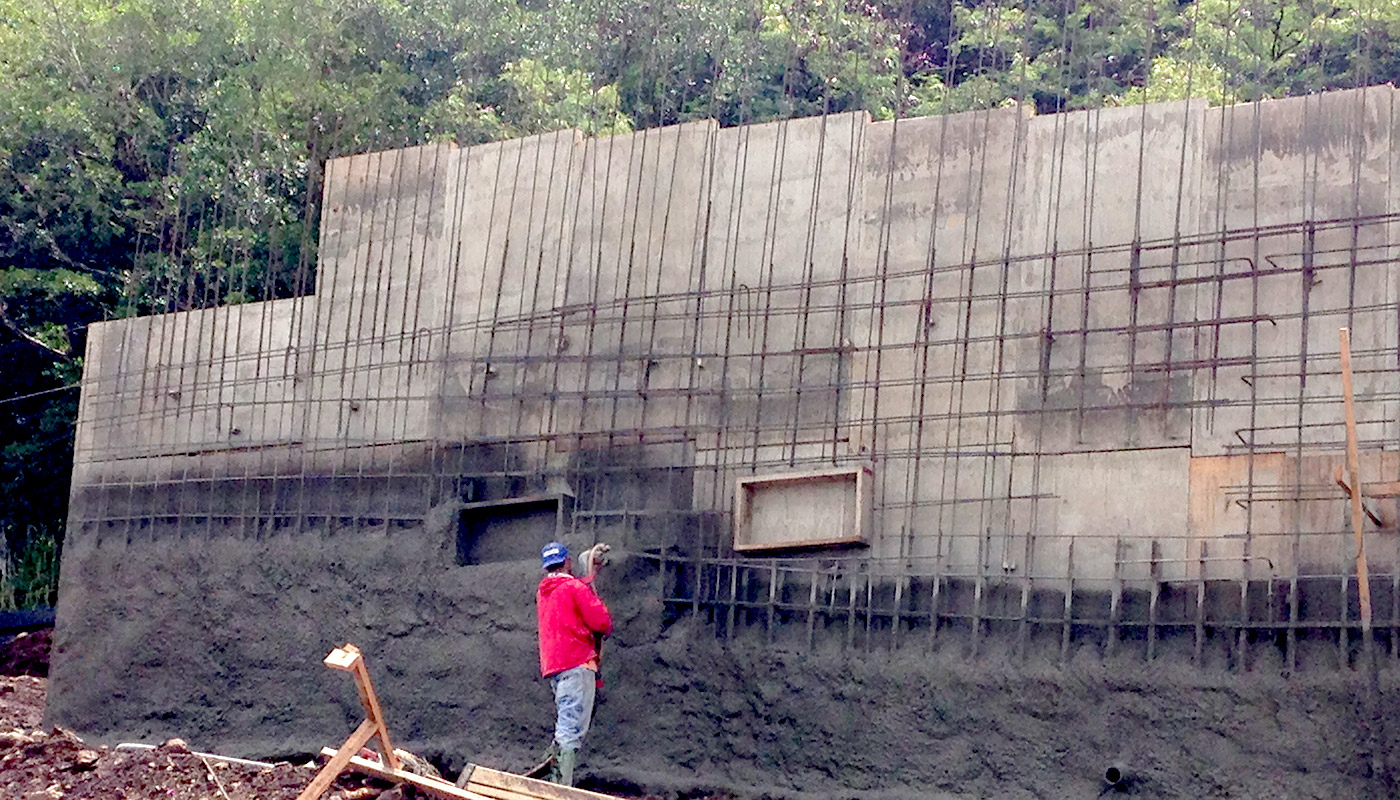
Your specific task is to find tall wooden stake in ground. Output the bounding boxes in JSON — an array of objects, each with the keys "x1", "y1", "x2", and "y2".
[{"x1": 1339, "y1": 327, "x2": 1383, "y2": 783}]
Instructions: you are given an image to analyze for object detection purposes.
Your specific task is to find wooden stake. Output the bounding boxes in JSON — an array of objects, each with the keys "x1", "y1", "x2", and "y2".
[
  {"x1": 1340, "y1": 327, "x2": 1374, "y2": 653},
  {"x1": 1195, "y1": 541, "x2": 1207, "y2": 666},
  {"x1": 846, "y1": 568, "x2": 857, "y2": 650},
  {"x1": 1107, "y1": 536, "x2": 1123, "y2": 658},
  {"x1": 1340, "y1": 326, "x2": 1384, "y2": 786},
  {"x1": 296, "y1": 644, "x2": 401, "y2": 800},
  {"x1": 1147, "y1": 540, "x2": 1161, "y2": 662},
  {"x1": 1060, "y1": 539, "x2": 1073, "y2": 663},
  {"x1": 892, "y1": 574, "x2": 905, "y2": 651},
  {"x1": 766, "y1": 562, "x2": 778, "y2": 646}
]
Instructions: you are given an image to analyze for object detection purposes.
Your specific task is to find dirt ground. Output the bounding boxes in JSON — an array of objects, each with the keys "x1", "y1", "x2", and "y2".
[{"x1": 0, "y1": 630, "x2": 395, "y2": 800}]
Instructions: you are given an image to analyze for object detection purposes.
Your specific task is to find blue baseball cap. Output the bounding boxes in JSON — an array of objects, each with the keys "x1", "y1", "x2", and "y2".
[{"x1": 541, "y1": 542, "x2": 568, "y2": 568}]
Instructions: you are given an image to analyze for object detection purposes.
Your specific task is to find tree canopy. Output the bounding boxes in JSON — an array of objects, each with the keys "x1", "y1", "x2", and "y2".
[{"x1": 2, "y1": 0, "x2": 1398, "y2": 607}]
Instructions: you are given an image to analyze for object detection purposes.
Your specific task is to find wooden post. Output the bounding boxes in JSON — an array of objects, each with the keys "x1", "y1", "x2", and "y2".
[
  {"x1": 1060, "y1": 539, "x2": 1074, "y2": 663},
  {"x1": 1340, "y1": 326, "x2": 1383, "y2": 784},
  {"x1": 846, "y1": 568, "x2": 858, "y2": 650},
  {"x1": 892, "y1": 574, "x2": 905, "y2": 651},
  {"x1": 806, "y1": 567, "x2": 820, "y2": 650},
  {"x1": 766, "y1": 562, "x2": 779, "y2": 646},
  {"x1": 930, "y1": 571, "x2": 942, "y2": 642},
  {"x1": 1340, "y1": 327, "x2": 1374, "y2": 661},
  {"x1": 690, "y1": 556, "x2": 701, "y2": 620},
  {"x1": 1107, "y1": 536, "x2": 1123, "y2": 658},
  {"x1": 726, "y1": 562, "x2": 739, "y2": 640},
  {"x1": 973, "y1": 528, "x2": 986, "y2": 658},
  {"x1": 1195, "y1": 541, "x2": 1207, "y2": 666},
  {"x1": 1017, "y1": 568, "x2": 1032, "y2": 663},
  {"x1": 296, "y1": 645, "x2": 401, "y2": 800},
  {"x1": 856, "y1": 571, "x2": 868, "y2": 652},
  {"x1": 1147, "y1": 540, "x2": 1161, "y2": 662}
]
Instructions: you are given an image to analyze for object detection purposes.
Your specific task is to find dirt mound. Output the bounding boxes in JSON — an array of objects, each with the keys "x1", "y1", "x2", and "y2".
[
  {"x1": 0, "y1": 628, "x2": 51, "y2": 676},
  {"x1": 0, "y1": 730, "x2": 396, "y2": 800},
  {"x1": 1, "y1": 675, "x2": 46, "y2": 730},
  {"x1": 0, "y1": 678, "x2": 401, "y2": 800}
]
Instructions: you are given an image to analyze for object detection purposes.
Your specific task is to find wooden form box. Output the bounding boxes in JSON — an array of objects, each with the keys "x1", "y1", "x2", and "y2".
[
  {"x1": 733, "y1": 466, "x2": 873, "y2": 552},
  {"x1": 456, "y1": 493, "x2": 574, "y2": 565}
]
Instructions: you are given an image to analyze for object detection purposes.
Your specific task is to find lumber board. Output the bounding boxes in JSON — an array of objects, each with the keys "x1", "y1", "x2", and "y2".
[
  {"x1": 463, "y1": 763, "x2": 620, "y2": 800},
  {"x1": 465, "y1": 783, "x2": 542, "y2": 800},
  {"x1": 296, "y1": 721, "x2": 376, "y2": 800},
  {"x1": 324, "y1": 646, "x2": 361, "y2": 671},
  {"x1": 321, "y1": 748, "x2": 491, "y2": 800},
  {"x1": 735, "y1": 466, "x2": 867, "y2": 489}
]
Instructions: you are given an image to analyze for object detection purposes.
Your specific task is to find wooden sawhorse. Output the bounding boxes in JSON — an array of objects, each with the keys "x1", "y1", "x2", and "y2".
[{"x1": 295, "y1": 644, "x2": 402, "y2": 800}]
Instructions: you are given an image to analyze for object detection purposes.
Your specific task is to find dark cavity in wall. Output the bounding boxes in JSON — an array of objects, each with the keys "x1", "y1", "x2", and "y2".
[{"x1": 457, "y1": 495, "x2": 574, "y2": 565}]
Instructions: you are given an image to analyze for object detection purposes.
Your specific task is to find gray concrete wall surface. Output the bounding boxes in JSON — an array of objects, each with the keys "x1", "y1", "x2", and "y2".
[{"x1": 48, "y1": 85, "x2": 1400, "y2": 791}]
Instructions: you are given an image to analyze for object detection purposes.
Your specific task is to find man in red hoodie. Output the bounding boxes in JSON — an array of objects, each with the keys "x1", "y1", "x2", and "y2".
[{"x1": 536, "y1": 541, "x2": 613, "y2": 786}]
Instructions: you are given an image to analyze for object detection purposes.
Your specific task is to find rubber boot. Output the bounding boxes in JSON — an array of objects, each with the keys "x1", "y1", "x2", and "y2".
[
  {"x1": 539, "y1": 742, "x2": 560, "y2": 784},
  {"x1": 557, "y1": 748, "x2": 578, "y2": 787}
]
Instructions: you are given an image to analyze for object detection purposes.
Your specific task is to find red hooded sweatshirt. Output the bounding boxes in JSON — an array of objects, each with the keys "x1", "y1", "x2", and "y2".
[{"x1": 536, "y1": 573, "x2": 613, "y2": 677}]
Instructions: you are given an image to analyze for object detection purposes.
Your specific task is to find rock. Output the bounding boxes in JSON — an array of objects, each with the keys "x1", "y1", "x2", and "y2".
[
  {"x1": 71, "y1": 750, "x2": 100, "y2": 771},
  {"x1": 376, "y1": 788, "x2": 404, "y2": 800},
  {"x1": 159, "y1": 738, "x2": 191, "y2": 754},
  {"x1": 0, "y1": 731, "x2": 32, "y2": 750}
]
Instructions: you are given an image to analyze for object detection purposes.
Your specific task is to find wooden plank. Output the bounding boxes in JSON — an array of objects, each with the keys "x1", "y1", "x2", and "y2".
[
  {"x1": 806, "y1": 568, "x2": 820, "y2": 649},
  {"x1": 324, "y1": 646, "x2": 360, "y2": 672},
  {"x1": 892, "y1": 574, "x2": 905, "y2": 651},
  {"x1": 1060, "y1": 540, "x2": 1073, "y2": 663},
  {"x1": 1107, "y1": 537, "x2": 1122, "y2": 657},
  {"x1": 766, "y1": 562, "x2": 778, "y2": 646},
  {"x1": 321, "y1": 748, "x2": 487, "y2": 800},
  {"x1": 733, "y1": 466, "x2": 873, "y2": 552},
  {"x1": 296, "y1": 721, "x2": 377, "y2": 800},
  {"x1": 466, "y1": 764, "x2": 622, "y2": 800},
  {"x1": 1147, "y1": 540, "x2": 1161, "y2": 662},
  {"x1": 1195, "y1": 541, "x2": 1207, "y2": 665},
  {"x1": 733, "y1": 535, "x2": 866, "y2": 552},
  {"x1": 1340, "y1": 327, "x2": 1375, "y2": 655},
  {"x1": 349, "y1": 651, "x2": 400, "y2": 772},
  {"x1": 929, "y1": 573, "x2": 942, "y2": 642},
  {"x1": 466, "y1": 783, "x2": 538, "y2": 800},
  {"x1": 736, "y1": 466, "x2": 868, "y2": 489}
]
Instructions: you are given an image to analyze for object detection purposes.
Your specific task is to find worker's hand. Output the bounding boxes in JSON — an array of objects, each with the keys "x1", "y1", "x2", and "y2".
[{"x1": 581, "y1": 542, "x2": 611, "y2": 576}]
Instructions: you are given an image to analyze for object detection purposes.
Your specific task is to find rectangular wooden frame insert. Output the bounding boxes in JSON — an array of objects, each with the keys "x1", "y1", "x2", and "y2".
[{"x1": 734, "y1": 466, "x2": 872, "y2": 552}]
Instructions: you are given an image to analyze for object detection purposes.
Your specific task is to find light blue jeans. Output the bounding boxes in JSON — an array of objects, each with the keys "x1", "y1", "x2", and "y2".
[{"x1": 550, "y1": 666, "x2": 597, "y2": 751}]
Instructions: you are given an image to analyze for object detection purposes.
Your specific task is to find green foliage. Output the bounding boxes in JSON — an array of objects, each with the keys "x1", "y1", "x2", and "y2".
[
  {"x1": 3, "y1": 0, "x2": 1400, "y2": 608},
  {"x1": 0, "y1": 531, "x2": 59, "y2": 611}
]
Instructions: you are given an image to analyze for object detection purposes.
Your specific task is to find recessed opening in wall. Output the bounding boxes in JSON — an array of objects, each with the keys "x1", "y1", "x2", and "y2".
[
  {"x1": 457, "y1": 494, "x2": 574, "y2": 565},
  {"x1": 734, "y1": 466, "x2": 872, "y2": 552}
]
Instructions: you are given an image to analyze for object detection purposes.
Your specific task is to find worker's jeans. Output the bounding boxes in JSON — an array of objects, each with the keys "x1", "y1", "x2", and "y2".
[{"x1": 550, "y1": 666, "x2": 596, "y2": 751}]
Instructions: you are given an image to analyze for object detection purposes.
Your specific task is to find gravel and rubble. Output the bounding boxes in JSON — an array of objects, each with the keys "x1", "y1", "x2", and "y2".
[{"x1": 0, "y1": 670, "x2": 398, "y2": 800}]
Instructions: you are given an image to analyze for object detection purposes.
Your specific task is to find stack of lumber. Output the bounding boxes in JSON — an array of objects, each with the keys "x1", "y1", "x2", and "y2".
[{"x1": 322, "y1": 748, "x2": 619, "y2": 800}]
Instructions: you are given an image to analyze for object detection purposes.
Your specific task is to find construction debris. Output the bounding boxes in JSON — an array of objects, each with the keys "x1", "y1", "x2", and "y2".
[
  {"x1": 300, "y1": 644, "x2": 622, "y2": 800},
  {"x1": 0, "y1": 702, "x2": 381, "y2": 800}
]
